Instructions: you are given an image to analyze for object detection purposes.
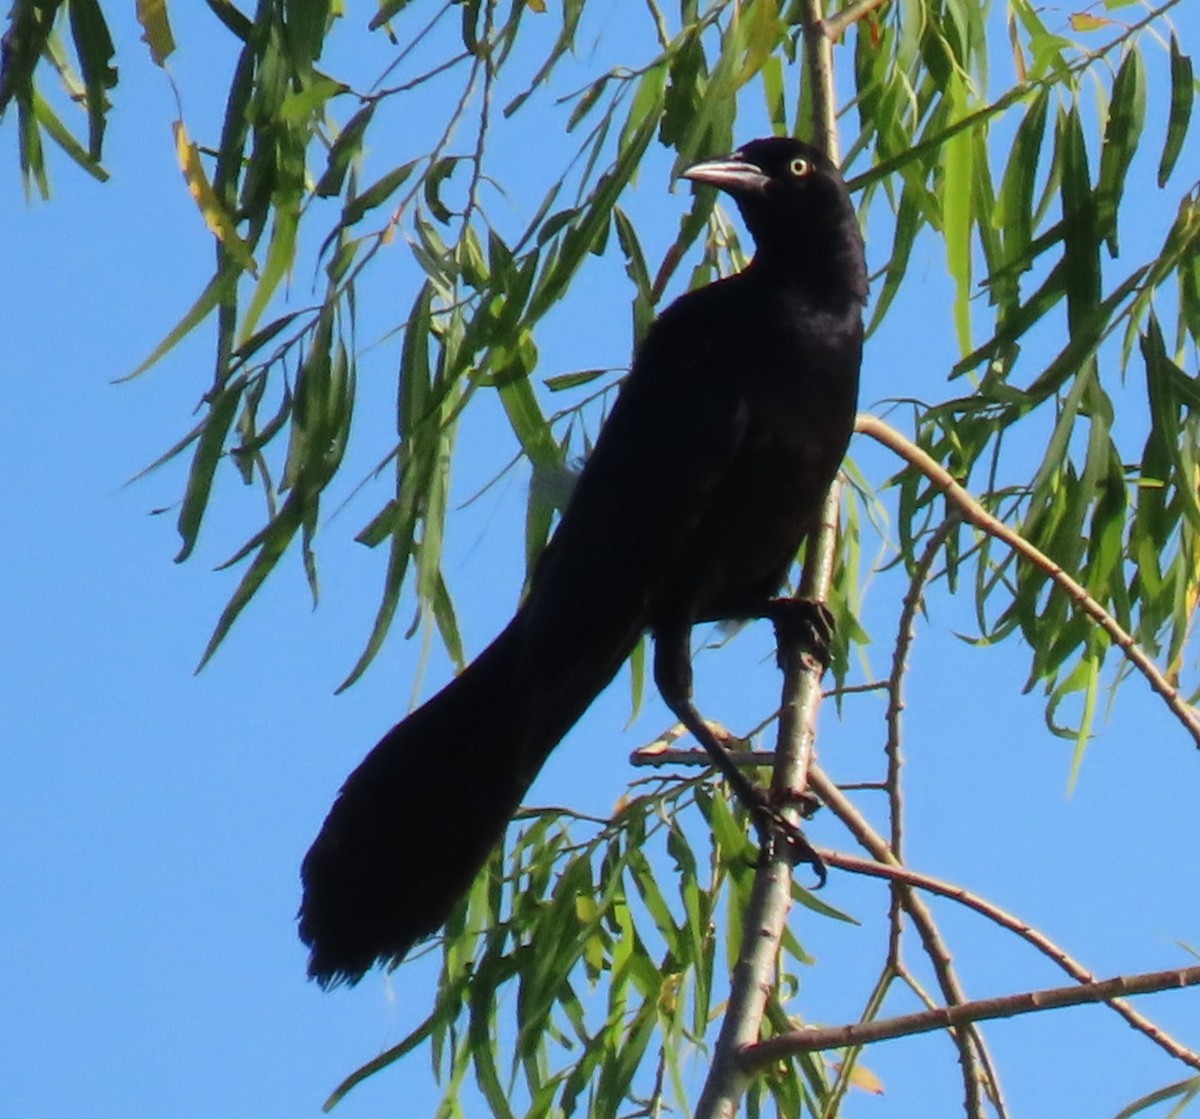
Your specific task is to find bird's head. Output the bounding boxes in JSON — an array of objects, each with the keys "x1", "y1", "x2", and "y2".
[{"x1": 681, "y1": 137, "x2": 866, "y2": 303}]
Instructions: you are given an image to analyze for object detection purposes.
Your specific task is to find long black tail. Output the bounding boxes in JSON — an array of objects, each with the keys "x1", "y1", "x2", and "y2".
[{"x1": 298, "y1": 607, "x2": 633, "y2": 987}]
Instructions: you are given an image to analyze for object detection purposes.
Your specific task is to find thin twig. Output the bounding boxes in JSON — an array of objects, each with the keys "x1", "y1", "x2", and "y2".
[
  {"x1": 856, "y1": 413, "x2": 1200, "y2": 748},
  {"x1": 823, "y1": 850, "x2": 1200, "y2": 1070},
  {"x1": 808, "y1": 765, "x2": 1004, "y2": 1116},
  {"x1": 820, "y1": 0, "x2": 892, "y2": 43},
  {"x1": 877, "y1": 511, "x2": 996, "y2": 1117},
  {"x1": 744, "y1": 966, "x2": 1200, "y2": 1066}
]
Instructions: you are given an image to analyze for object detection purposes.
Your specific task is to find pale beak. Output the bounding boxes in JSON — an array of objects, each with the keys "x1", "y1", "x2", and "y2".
[{"x1": 680, "y1": 157, "x2": 770, "y2": 193}]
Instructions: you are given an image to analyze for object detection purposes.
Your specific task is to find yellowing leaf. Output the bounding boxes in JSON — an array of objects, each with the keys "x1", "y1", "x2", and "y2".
[
  {"x1": 526, "y1": 0, "x2": 546, "y2": 10},
  {"x1": 173, "y1": 120, "x2": 257, "y2": 276},
  {"x1": 136, "y1": 0, "x2": 175, "y2": 66},
  {"x1": 832, "y1": 1060, "x2": 885, "y2": 1095},
  {"x1": 849, "y1": 1063, "x2": 885, "y2": 1095},
  {"x1": 1069, "y1": 13, "x2": 1113, "y2": 32}
]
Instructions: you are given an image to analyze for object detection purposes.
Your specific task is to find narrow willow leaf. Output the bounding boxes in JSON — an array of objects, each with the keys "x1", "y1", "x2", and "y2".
[
  {"x1": 497, "y1": 335, "x2": 558, "y2": 468},
  {"x1": 528, "y1": 80, "x2": 661, "y2": 320},
  {"x1": 543, "y1": 367, "x2": 611, "y2": 392},
  {"x1": 174, "y1": 120, "x2": 257, "y2": 275},
  {"x1": 337, "y1": 509, "x2": 419, "y2": 692},
  {"x1": 1143, "y1": 314, "x2": 1200, "y2": 531},
  {"x1": 175, "y1": 376, "x2": 246, "y2": 562},
  {"x1": 760, "y1": 53, "x2": 787, "y2": 133},
  {"x1": 197, "y1": 491, "x2": 306, "y2": 669},
  {"x1": 627, "y1": 847, "x2": 681, "y2": 958},
  {"x1": 415, "y1": 425, "x2": 453, "y2": 614},
  {"x1": 122, "y1": 269, "x2": 236, "y2": 381},
  {"x1": 500, "y1": 0, "x2": 582, "y2": 118},
  {"x1": 229, "y1": 309, "x2": 305, "y2": 368},
  {"x1": 66, "y1": 0, "x2": 116, "y2": 159},
  {"x1": 0, "y1": 0, "x2": 62, "y2": 116},
  {"x1": 322, "y1": 970, "x2": 474, "y2": 1111},
  {"x1": 1159, "y1": 34, "x2": 1194, "y2": 187},
  {"x1": 996, "y1": 91, "x2": 1048, "y2": 265},
  {"x1": 1058, "y1": 106, "x2": 1100, "y2": 334},
  {"x1": 368, "y1": 0, "x2": 414, "y2": 31},
  {"x1": 31, "y1": 90, "x2": 108, "y2": 181},
  {"x1": 341, "y1": 158, "x2": 418, "y2": 227},
  {"x1": 942, "y1": 73, "x2": 975, "y2": 354},
  {"x1": 467, "y1": 953, "x2": 518, "y2": 1119},
  {"x1": 565, "y1": 73, "x2": 610, "y2": 132},
  {"x1": 241, "y1": 201, "x2": 298, "y2": 342},
  {"x1": 1097, "y1": 48, "x2": 1145, "y2": 255},
  {"x1": 278, "y1": 74, "x2": 344, "y2": 122},
  {"x1": 866, "y1": 178, "x2": 922, "y2": 336},
  {"x1": 135, "y1": 0, "x2": 174, "y2": 65},
  {"x1": 285, "y1": 0, "x2": 331, "y2": 66},
  {"x1": 314, "y1": 101, "x2": 374, "y2": 196}
]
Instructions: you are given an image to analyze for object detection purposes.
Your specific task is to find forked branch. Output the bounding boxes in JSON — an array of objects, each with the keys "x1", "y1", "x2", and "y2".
[{"x1": 856, "y1": 413, "x2": 1200, "y2": 748}]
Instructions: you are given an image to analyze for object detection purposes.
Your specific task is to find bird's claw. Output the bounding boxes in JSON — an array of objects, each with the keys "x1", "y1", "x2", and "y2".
[
  {"x1": 747, "y1": 797, "x2": 827, "y2": 886},
  {"x1": 763, "y1": 598, "x2": 835, "y2": 669}
]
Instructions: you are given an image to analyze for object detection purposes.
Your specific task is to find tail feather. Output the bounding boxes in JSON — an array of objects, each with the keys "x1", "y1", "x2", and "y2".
[{"x1": 298, "y1": 610, "x2": 636, "y2": 987}]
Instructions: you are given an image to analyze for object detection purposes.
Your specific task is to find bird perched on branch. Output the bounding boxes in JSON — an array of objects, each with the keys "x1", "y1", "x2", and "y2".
[{"x1": 299, "y1": 136, "x2": 867, "y2": 987}]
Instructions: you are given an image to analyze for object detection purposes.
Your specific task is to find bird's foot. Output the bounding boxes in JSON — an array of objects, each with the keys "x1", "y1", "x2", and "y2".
[
  {"x1": 746, "y1": 790, "x2": 827, "y2": 886},
  {"x1": 762, "y1": 598, "x2": 835, "y2": 669}
]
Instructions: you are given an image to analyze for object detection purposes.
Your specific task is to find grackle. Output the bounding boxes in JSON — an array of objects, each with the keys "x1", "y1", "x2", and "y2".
[{"x1": 299, "y1": 137, "x2": 867, "y2": 987}]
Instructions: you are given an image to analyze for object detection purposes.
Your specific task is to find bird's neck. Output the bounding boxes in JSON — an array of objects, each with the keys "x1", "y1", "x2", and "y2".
[
  {"x1": 744, "y1": 199, "x2": 868, "y2": 312},
  {"x1": 748, "y1": 222, "x2": 866, "y2": 312}
]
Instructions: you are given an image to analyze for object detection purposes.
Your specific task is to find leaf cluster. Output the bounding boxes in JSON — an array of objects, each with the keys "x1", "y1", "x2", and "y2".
[{"x1": 325, "y1": 776, "x2": 848, "y2": 1118}]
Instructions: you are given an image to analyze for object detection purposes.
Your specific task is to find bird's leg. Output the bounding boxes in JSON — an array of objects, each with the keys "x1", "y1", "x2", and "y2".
[{"x1": 652, "y1": 625, "x2": 826, "y2": 882}]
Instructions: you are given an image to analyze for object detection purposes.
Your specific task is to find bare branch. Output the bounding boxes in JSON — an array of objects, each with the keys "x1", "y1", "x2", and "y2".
[
  {"x1": 744, "y1": 966, "x2": 1200, "y2": 1066},
  {"x1": 823, "y1": 850, "x2": 1200, "y2": 1070},
  {"x1": 807, "y1": 766, "x2": 1001, "y2": 1116},
  {"x1": 819, "y1": 0, "x2": 892, "y2": 43},
  {"x1": 856, "y1": 413, "x2": 1200, "y2": 748}
]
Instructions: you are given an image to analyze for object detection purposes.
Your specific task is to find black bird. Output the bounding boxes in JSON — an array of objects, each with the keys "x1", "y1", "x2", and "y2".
[{"x1": 300, "y1": 136, "x2": 867, "y2": 987}]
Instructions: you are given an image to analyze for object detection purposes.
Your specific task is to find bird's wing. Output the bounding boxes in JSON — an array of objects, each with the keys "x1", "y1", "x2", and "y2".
[{"x1": 521, "y1": 280, "x2": 751, "y2": 650}]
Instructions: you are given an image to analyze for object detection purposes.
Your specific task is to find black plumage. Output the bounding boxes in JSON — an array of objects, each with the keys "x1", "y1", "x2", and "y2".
[{"x1": 299, "y1": 137, "x2": 867, "y2": 987}]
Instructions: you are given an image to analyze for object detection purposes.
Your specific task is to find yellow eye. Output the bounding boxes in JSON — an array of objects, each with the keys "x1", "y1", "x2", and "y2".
[{"x1": 789, "y1": 156, "x2": 812, "y2": 178}]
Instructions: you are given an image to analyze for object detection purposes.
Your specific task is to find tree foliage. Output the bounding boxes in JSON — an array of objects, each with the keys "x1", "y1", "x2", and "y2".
[{"x1": 4, "y1": 1, "x2": 1199, "y2": 1116}]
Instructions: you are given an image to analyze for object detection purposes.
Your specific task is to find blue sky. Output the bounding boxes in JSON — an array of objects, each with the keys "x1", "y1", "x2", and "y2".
[{"x1": 4, "y1": 5, "x2": 1200, "y2": 1117}]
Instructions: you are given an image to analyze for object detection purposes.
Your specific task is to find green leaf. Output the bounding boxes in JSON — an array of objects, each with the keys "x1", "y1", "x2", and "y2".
[
  {"x1": 1158, "y1": 34, "x2": 1194, "y2": 187},
  {"x1": 368, "y1": 0, "x2": 415, "y2": 30},
  {"x1": 341, "y1": 158, "x2": 418, "y2": 227},
  {"x1": 996, "y1": 91, "x2": 1048, "y2": 268},
  {"x1": 175, "y1": 376, "x2": 246, "y2": 562},
  {"x1": 1097, "y1": 48, "x2": 1145, "y2": 255},
  {"x1": 1057, "y1": 105, "x2": 1100, "y2": 335},
  {"x1": 203, "y1": 0, "x2": 253, "y2": 40},
  {"x1": 314, "y1": 101, "x2": 374, "y2": 197},
  {"x1": 66, "y1": 0, "x2": 117, "y2": 159},
  {"x1": 30, "y1": 90, "x2": 107, "y2": 181},
  {"x1": 277, "y1": 73, "x2": 345, "y2": 122},
  {"x1": 122, "y1": 268, "x2": 237, "y2": 381},
  {"x1": 0, "y1": 0, "x2": 64, "y2": 116},
  {"x1": 198, "y1": 490, "x2": 307, "y2": 670},
  {"x1": 941, "y1": 73, "x2": 975, "y2": 354},
  {"x1": 241, "y1": 199, "x2": 299, "y2": 342}
]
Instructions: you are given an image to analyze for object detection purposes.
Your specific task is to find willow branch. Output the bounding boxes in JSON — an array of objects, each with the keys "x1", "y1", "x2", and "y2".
[
  {"x1": 856, "y1": 413, "x2": 1200, "y2": 748},
  {"x1": 819, "y1": 0, "x2": 892, "y2": 43},
  {"x1": 807, "y1": 765, "x2": 1000, "y2": 1116},
  {"x1": 745, "y1": 966, "x2": 1200, "y2": 1067},
  {"x1": 822, "y1": 850, "x2": 1200, "y2": 1069},
  {"x1": 878, "y1": 512, "x2": 997, "y2": 1118}
]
